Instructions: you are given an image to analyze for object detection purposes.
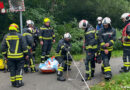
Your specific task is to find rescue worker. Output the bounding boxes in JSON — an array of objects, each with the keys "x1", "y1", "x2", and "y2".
[
  {"x1": 79, "y1": 20, "x2": 98, "y2": 81},
  {"x1": 120, "y1": 14, "x2": 130, "y2": 72},
  {"x1": 39, "y1": 18, "x2": 55, "y2": 63},
  {"x1": 56, "y1": 33, "x2": 72, "y2": 81},
  {"x1": 98, "y1": 17, "x2": 116, "y2": 80},
  {"x1": 1, "y1": 23, "x2": 29, "y2": 87},
  {"x1": 23, "y1": 20, "x2": 37, "y2": 73},
  {"x1": 96, "y1": 17, "x2": 103, "y2": 31}
]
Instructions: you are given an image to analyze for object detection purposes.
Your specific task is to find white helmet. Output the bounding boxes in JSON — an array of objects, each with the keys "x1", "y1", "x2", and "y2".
[
  {"x1": 121, "y1": 13, "x2": 130, "y2": 19},
  {"x1": 26, "y1": 20, "x2": 34, "y2": 26},
  {"x1": 64, "y1": 33, "x2": 72, "y2": 39},
  {"x1": 97, "y1": 17, "x2": 103, "y2": 21},
  {"x1": 97, "y1": 17, "x2": 103, "y2": 24},
  {"x1": 79, "y1": 20, "x2": 88, "y2": 29},
  {"x1": 102, "y1": 17, "x2": 111, "y2": 25}
]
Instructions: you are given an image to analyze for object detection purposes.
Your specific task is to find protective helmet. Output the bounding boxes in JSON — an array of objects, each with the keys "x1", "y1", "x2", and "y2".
[
  {"x1": 79, "y1": 20, "x2": 88, "y2": 29},
  {"x1": 64, "y1": 33, "x2": 72, "y2": 39},
  {"x1": 9, "y1": 23, "x2": 19, "y2": 32},
  {"x1": 97, "y1": 17, "x2": 103, "y2": 21},
  {"x1": 126, "y1": 14, "x2": 130, "y2": 22},
  {"x1": 121, "y1": 13, "x2": 130, "y2": 19},
  {"x1": 26, "y1": 20, "x2": 34, "y2": 26},
  {"x1": 102, "y1": 17, "x2": 111, "y2": 25},
  {"x1": 44, "y1": 18, "x2": 50, "y2": 23},
  {"x1": 97, "y1": 17, "x2": 103, "y2": 24}
]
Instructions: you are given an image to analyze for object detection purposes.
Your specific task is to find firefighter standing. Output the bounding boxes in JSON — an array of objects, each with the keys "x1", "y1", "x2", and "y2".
[
  {"x1": 56, "y1": 33, "x2": 72, "y2": 81},
  {"x1": 96, "y1": 17, "x2": 103, "y2": 31},
  {"x1": 23, "y1": 20, "x2": 37, "y2": 73},
  {"x1": 1, "y1": 23, "x2": 29, "y2": 87},
  {"x1": 79, "y1": 20, "x2": 98, "y2": 81},
  {"x1": 120, "y1": 13, "x2": 130, "y2": 72},
  {"x1": 98, "y1": 17, "x2": 116, "y2": 80},
  {"x1": 39, "y1": 18, "x2": 55, "y2": 63}
]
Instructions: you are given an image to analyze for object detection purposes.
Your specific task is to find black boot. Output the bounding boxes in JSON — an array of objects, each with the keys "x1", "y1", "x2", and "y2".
[
  {"x1": 11, "y1": 82, "x2": 16, "y2": 87},
  {"x1": 57, "y1": 76, "x2": 66, "y2": 81},
  {"x1": 15, "y1": 81, "x2": 24, "y2": 88},
  {"x1": 119, "y1": 67, "x2": 129, "y2": 73},
  {"x1": 91, "y1": 70, "x2": 95, "y2": 77},
  {"x1": 101, "y1": 66, "x2": 105, "y2": 74},
  {"x1": 82, "y1": 74, "x2": 91, "y2": 81},
  {"x1": 24, "y1": 67, "x2": 29, "y2": 73},
  {"x1": 104, "y1": 74, "x2": 112, "y2": 80}
]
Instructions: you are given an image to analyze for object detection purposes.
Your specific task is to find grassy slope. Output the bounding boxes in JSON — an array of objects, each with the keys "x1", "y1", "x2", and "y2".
[{"x1": 91, "y1": 72, "x2": 130, "y2": 90}]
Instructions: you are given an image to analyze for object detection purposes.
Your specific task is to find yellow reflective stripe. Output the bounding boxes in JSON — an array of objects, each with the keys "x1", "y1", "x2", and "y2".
[
  {"x1": 6, "y1": 41, "x2": 11, "y2": 55},
  {"x1": 110, "y1": 40, "x2": 114, "y2": 44},
  {"x1": 53, "y1": 35, "x2": 55, "y2": 37},
  {"x1": 101, "y1": 42, "x2": 105, "y2": 46},
  {"x1": 86, "y1": 45, "x2": 97, "y2": 49},
  {"x1": 86, "y1": 30, "x2": 95, "y2": 34},
  {"x1": 6, "y1": 36, "x2": 19, "y2": 40},
  {"x1": 41, "y1": 56, "x2": 45, "y2": 58},
  {"x1": 23, "y1": 50, "x2": 28, "y2": 53},
  {"x1": 39, "y1": 36, "x2": 42, "y2": 39},
  {"x1": 15, "y1": 39, "x2": 19, "y2": 54},
  {"x1": 10, "y1": 76, "x2": 15, "y2": 82},
  {"x1": 40, "y1": 27, "x2": 48, "y2": 30},
  {"x1": 27, "y1": 46, "x2": 31, "y2": 49},
  {"x1": 2, "y1": 52, "x2": 6, "y2": 54},
  {"x1": 104, "y1": 67, "x2": 111, "y2": 72},
  {"x1": 42, "y1": 37, "x2": 52, "y2": 40},
  {"x1": 7, "y1": 55, "x2": 23, "y2": 58},
  {"x1": 23, "y1": 33, "x2": 32, "y2": 36},
  {"x1": 123, "y1": 42, "x2": 130, "y2": 46}
]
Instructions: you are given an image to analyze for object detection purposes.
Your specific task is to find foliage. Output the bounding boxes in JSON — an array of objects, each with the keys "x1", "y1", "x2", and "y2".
[{"x1": 91, "y1": 72, "x2": 130, "y2": 90}]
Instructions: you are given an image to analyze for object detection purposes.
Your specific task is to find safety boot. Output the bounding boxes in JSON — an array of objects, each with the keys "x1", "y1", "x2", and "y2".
[
  {"x1": 15, "y1": 81, "x2": 24, "y2": 88},
  {"x1": 11, "y1": 82, "x2": 16, "y2": 87},
  {"x1": 101, "y1": 66, "x2": 105, "y2": 74},
  {"x1": 104, "y1": 74, "x2": 112, "y2": 80},
  {"x1": 119, "y1": 67, "x2": 129, "y2": 73},
  {"x1": 91, "y1": 70, "x2": 95, "y2": 77},
  {"x1": 24, "y1": 67, "x2": 29, "y2": 73},
  {"x1": 57, "y1": 71, "x2": 66, "y2": 81},
  {"x1": 82, "y1": 74, "x2": 91, "y2": 81}
]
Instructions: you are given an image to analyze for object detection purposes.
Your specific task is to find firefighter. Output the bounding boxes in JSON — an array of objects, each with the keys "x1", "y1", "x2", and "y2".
[
  {"x1": 98, "y1": 17, "x2": 116, "y2": 80},
  {"x1": 1, "y1": 23, "x2": 29, "y2": 87},
  {"x1": 56, "y1": 33, "x2": 72, "y2": 81},
  {"x1": 120, "y1": 14, "x2": 130, "y2": 72},
  {"x1": 96, "y1": 17, "x2": 103, "y2": 31},
  {"x1": 39, "y1": 18, "x2": 55, "y2": 63},
  {"x1": 23, "y1": 20, "x2": 37, "y2": 73},
  {"x1": 79, "y1": 20, "x2": 98, "y2": 81},
  {"x1": 25, "y1": 20, "x2": 39, "y2": 60}
]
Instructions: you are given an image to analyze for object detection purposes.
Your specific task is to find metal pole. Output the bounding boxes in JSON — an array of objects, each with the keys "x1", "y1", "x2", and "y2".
[{"x1": 20, "y1": 11, "x2": 23, "y2": 34}]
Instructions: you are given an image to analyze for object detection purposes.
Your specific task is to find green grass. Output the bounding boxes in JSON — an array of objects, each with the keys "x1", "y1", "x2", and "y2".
[
  {"x1": 91, "y1": 72, "x2": 130, "y2": 90},
  {"x1": 112, "y1": 50, "x2": 123, "y2": 57}
]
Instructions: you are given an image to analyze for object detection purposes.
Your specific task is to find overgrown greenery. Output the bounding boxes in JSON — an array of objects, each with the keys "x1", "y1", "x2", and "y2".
[{"x1": 91, "y1": 72, "x2": 130, "y2": 90}]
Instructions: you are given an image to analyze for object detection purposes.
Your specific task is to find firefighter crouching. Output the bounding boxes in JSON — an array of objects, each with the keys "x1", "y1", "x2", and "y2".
[
  {"x1": 55, "y1": 33, "x2": 72, "y2": 81},
  {"x1": 79, "y1": 20, "x2": 98, "y2": 81},
  {"x1": 98, "y1": 17, "x2": 116, "y2": 80},
  {"x1": 23, "y1": 20, "x2": 37, "y2": 73},
  {"x1": 39, "y1": 18, "x2": 55, "y2": 63},
  {"x1": 1, "y1": 23, "x2": 29, "y2": 87}
]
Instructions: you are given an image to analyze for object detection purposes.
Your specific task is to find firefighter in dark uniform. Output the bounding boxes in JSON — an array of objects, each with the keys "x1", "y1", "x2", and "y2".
[
  {"x1": 98, "y1": 17, "x2": 116, "y2": 80},
  {"x1": 23, "y1": 21, "x2": 37, "y2": 73},
  {"x1": 1, "y1": 23, "x2": 29, "y2": 87},
  {"x1": 79, "y1": 20, "x2": 98, "y2": 81},
  {"x1": 120, "y1": 13, "x2": 130, "y2": 72},
  {"x1": 56, "y1": 33, "x2": 72, "y2": 81},
  {"x1": 39, "y1": 18, "x2": 55, "y2": 63}
]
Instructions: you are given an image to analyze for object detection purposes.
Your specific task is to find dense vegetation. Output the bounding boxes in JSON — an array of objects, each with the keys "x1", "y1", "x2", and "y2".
[{"x1": 0, "y1": 0, "x2": 130, "y2": 55}]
